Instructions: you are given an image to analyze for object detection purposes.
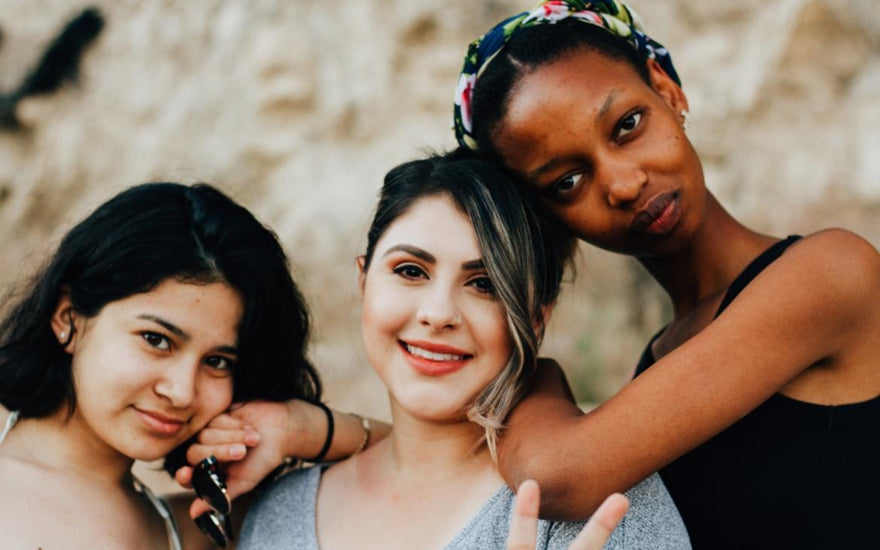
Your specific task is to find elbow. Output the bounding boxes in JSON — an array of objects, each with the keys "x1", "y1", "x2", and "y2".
[{"x1": 500, "y1": 442, "x2": 605, "y2": 521}]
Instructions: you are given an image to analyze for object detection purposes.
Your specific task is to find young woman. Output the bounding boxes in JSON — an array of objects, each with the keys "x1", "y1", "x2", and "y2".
[
  {"x1": 453, "y1": 1, "x2": 880, "y2": 548},
  {"x1": 0, "y1": 182, "x2": 323, "y2": 550},
  {"x1": 236, "y1": 150, "x2": 691, "y2": 549}
]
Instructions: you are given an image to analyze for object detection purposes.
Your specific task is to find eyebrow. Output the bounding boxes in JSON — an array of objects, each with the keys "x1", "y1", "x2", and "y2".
[
  {"x1": 138, "y1": 314, "x2": 190, "y2": 340},
  {"x1": 527, "y1": 90, "x2": 621, "y2": 181},
  {"x1": 598, "y1": 89, "x2": 620, "y2": 120},
  {"x1": 137, "y1": 314, "x2": 240, "y2": 355},
  {"x1": 382, "y1": 244, "x2": 435, "y2": 264},
  {"x1": 383, "y1": 244, "x2": 485, "y2": 271}
]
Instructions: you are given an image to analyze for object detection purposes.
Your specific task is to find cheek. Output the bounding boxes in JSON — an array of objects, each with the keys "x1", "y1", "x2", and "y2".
[
  {"x1": 471, "y1": 303, "x2": 513, "y2": 367},
  {"x1": 193, "y1": 378, "x2": 234, "y2": 426},
  {"x1": 361, "y1": 280, "x2": 412, "y2": 345}
]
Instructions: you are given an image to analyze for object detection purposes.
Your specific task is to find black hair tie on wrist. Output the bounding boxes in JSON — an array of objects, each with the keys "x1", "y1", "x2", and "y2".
[{"x1": 308, "y1": 402, "x2": 334, "y2": 463}]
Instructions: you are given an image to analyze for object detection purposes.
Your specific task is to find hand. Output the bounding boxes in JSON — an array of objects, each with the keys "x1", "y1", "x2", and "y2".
[
  {"x1": 176, "y1": 400, "x2": 315, "y2": 519},
  {"x1": 506, "y1": 480, "x2": 628, "y2": 550}
]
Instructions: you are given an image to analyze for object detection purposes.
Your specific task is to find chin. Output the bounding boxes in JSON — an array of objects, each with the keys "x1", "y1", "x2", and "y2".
[{"x1": 395, "y1": 393, "x2": 472, "y2": 423}]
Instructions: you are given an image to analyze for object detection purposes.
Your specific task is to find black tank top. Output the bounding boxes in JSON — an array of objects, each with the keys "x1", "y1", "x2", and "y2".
[{"x1": 634, "y1": 236, "x2": 880, "y2": 550}]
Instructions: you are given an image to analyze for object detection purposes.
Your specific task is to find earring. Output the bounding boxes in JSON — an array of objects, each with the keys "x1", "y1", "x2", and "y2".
[
  {"x1": 680, "y1": 109, "x2": 690, "y2": 131},
  {"x1": 59, "y1": 331, "x2": 66, "y2": 341}
]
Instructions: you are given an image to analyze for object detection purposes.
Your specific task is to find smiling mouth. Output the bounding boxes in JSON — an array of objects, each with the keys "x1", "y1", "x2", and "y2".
[
  {"x1": 400, "y1": 341, "x2": 473, "y2": 377},
  {"x1": 405, "y1": 343, "x2": 468, "y2": 361}
]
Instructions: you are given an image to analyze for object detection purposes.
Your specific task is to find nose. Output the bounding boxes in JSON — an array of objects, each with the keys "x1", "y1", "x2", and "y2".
[
  {"x1": 598, "y1": 158, "x2": 647, "y2": 208},
  {"x1": 153, "y1": 359, "x2": 198, "y2": 409},
  {"x1": 416, "y1": 285, "x2": 462, "y2": 332}
]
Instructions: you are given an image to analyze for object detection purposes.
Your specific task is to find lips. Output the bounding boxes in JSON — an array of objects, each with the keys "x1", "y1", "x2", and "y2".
[
  {"x1": 400, "y1": 340, "x2": 472, "y2": 377},
  {"x1": 629, "y1": 191, "x2": 681, "y2": 236},
  {"x1": 133, "y1": 407, "x2": 188, "y2": 436}
]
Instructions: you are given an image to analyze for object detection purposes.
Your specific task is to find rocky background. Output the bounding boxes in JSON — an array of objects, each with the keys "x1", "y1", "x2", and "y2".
[{"x1": 1, "y1": 0, "x2": 879, "y2": 488}]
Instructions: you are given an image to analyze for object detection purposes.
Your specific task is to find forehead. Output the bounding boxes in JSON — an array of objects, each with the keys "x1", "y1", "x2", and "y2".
[
  {"x1": 495, "y1": 50, "x2": 650, "y2": 157},
  {"x1": 377, "y1": 195, "x2": 479, "y2": 256},
  {"x1": 100, "y1": 279, "x2": 243, "y2": 336}
]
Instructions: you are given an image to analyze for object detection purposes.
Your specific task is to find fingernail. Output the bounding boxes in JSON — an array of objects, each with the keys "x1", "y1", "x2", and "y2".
[
  {"x1": 244, "y1": 430, "x2": 261, "y2": 445},
  {"x1": 195, "y1": 512, "x2": 228, "y2": 548},
  {"x1": 229, "y1": 443, "x2": 247, "y2": 458}
]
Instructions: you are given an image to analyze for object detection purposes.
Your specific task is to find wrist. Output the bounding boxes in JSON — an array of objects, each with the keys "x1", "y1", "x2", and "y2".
[{"x1": 281, "y1": 399, "x2": 328, "y2": 460}]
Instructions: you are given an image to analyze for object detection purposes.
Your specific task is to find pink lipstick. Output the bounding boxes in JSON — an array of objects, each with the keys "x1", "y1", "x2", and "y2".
[{"x1": 399, "y1": 340, "x2": 472, "y2": 377}]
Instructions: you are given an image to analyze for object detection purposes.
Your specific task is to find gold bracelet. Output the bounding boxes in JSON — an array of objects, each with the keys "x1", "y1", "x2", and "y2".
[{"x1": 349, "y1": 413, "x2": 371, "y2": 456}]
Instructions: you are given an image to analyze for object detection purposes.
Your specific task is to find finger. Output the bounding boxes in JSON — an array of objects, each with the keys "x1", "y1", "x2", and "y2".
[
  {"x1": 569, "y1": 493, "x2": 629, "y2": 550},
  {"x1": 506, "y1": 479, "x2": 540, "y2": 550},
  {"x1": 197, "y1": 427, "x2": 261, "y2": 447},
  {"x1": 189, "y1": 497, "x2": 213, "y2": 520},
  {"x1": 175, "y1": 465, "x2": 194, "y2": 488},
  {"x1": 186, "y1": 442, "x2": 248, "y2": 465},
  {"x1": 204, "y1": 413, "x2": 247, "y2": 430}
]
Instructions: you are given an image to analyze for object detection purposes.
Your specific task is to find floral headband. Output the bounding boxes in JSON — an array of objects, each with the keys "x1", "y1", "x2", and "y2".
[{"x1": 453, "y1": 0, "x2": 680, "y2": 151}]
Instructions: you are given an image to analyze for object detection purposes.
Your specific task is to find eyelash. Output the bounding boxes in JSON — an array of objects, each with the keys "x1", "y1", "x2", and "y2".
[
  {"x1": 140, "y1": 332, "x2": 235, "y2": 372},
  {"x1": 393, "y1": 263, "x2": 427, "y2": 280},
  {"x1": 142, "y1": 331, "x2": 171, "y2": 351},
  {"x1": 392, "y1": 263, "x2": 495, "y2": 296},
  {"x1": 615, "y1": 109, "x2": 643, "y2": 141},
  {"x1": 468, "y1": 276, "x2": 496, "y2": 296}
]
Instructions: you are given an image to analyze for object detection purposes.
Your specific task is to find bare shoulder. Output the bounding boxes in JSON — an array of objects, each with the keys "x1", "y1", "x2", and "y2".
[{"x1": 781, "y1": 229, "x2": 880, "y2": 303}]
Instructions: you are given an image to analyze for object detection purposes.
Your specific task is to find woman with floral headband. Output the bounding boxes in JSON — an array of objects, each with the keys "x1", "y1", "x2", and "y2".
[{"x1": 453, "y1": 2, "x2": 880, "y2": 549}]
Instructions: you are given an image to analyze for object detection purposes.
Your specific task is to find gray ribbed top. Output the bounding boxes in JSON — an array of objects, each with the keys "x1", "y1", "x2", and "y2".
[{"x1": 239, "y1": 466, "x2": 690, "y2": 549}]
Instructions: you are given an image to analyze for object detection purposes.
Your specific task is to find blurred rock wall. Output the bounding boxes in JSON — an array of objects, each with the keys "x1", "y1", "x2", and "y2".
[{"x1": 1, "y1": 0, "x2": 878, "y2": 418}]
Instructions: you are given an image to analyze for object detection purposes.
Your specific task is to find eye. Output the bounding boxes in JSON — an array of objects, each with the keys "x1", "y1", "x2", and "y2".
[
  {"x1": 468, "y1": 276, "x2": 496, "y2": 296},
  {"x1": 393, "y1": 264, "x2": 427, "y2": 280},
  {"x1": 616, "y1": 111, "x2": 642, "y2": 140},
  {"x1": 551, "y1": 173, "x2": 584, "y2": 196},
  {"x1": 204, "y1": 355, "x2": 235, "y2": 373},
  {"x1": 142, "y1": 332, "x2": 171, "y2": 351}
]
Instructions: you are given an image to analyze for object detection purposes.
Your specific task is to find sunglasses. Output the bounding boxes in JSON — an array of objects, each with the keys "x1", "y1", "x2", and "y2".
[{"x1": 192, "y1": 456, "x2": 233, "y2": 547}]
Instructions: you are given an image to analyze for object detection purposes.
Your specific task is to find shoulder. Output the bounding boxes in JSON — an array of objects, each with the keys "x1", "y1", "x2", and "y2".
[
  {"x1": 546, "y1": 474, "x2": 691, "y2": 550},
  {"x1": 238, "y1": 466, "x2": 321, "y2": 549},
  {"x1": 787, "y1": 229, "x2": 880, "y2": 287},
  {"x1": 616, "y1": 474, "x2": 690, "y2": 549},
  {"x1": 771, "y1": 230, "x2": 880, "y2": 320}
]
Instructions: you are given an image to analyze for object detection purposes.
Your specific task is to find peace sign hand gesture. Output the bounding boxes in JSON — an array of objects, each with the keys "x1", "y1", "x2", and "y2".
[{"x1": 506, "y1": 480, "x2": 629, "y2": 550}]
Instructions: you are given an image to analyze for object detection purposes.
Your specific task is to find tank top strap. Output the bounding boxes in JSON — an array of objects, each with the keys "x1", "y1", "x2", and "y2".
[
  {"x1": 0, "y1": 410, "x2": 20, "y2": 444},
  {"x1": 714, "y1": 235, "x2": 802, "y2": 318},
  {"x1": 132, "y1": 476, "x2": 184, "y2": 550}
]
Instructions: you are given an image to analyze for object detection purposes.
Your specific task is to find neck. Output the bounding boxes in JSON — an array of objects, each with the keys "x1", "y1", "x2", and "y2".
[
  {"x1": 637, "y1": 193, "x2": 778, "y2": 317},
  {"x1": 3, "y1": 407, "x2": 134, "y2": 487},
  {"x1": 370, "y1": 398, "x2": 497, "y2": 487}
]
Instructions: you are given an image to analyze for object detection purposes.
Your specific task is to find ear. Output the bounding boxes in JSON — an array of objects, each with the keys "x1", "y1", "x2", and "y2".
[
  {"x1": 355, "y1": 256, "x2": 367, "y2": 299},
  {"x1": 51, "y1": 292, "x2": 78, "y2": 351},
  {"x1": 647, "y1": 58, "x2": 689, "y2": 120}
]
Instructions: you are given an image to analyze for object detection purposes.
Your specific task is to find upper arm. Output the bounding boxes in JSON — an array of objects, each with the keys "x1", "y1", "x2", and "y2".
[{"x1": 499, "y1": 230, "x2": 880, "y2": 518}]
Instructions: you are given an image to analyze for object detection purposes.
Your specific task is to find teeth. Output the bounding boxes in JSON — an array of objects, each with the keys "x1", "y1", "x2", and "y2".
[{"x1": 406, "y1": 344, "x2": 465, "y2": 361}]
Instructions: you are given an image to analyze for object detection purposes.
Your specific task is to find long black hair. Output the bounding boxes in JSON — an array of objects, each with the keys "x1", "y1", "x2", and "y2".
[{"x1": 0, "y1": 182, "x2": 321, "y2": 418}]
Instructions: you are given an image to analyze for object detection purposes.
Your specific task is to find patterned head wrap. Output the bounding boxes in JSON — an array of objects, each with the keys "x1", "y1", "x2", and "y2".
[{"x1": 453, "y1": 0, "x2": 679, "y2": 151}]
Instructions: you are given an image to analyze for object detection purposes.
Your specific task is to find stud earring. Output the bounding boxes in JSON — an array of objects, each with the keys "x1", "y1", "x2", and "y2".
[
  {"x1": 680, "y1": 109, "x2": 690, "y2": 131},
  {"x1": 59, "y1": 331, "x2": 66, "y2": 341}
]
